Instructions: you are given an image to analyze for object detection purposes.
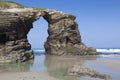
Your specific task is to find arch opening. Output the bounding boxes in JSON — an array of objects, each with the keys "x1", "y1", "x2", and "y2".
[{"x1": 27, "y1": 17, "x2": 48, "y2": 52}]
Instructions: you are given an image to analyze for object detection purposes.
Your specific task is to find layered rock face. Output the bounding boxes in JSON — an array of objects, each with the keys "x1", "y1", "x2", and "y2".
[
  {"x1": 43, "y1": 11, "x2": 96, "y2": 55},
  {"x1": 0, "y1": 9, "x2": 36, "y2": 63},
  {"x1": 0, "y1": 8, "x2": 96, "y2": 63}
]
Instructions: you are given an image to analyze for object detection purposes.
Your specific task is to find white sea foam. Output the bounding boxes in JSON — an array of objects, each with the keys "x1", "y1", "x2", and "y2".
[
  {"x1": 97, "y1": 49, "x2": 120, "y2": 53},
  {"x1": 33, "y1": 49, "x2": 120, "y2": 54}
]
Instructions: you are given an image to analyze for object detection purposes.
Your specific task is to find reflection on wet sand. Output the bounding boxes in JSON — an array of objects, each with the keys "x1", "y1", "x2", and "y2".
[
  {"x1": 45, "y1": 55, "x2": 111, "y2": 80},
  {"x1": 0, "y1": 60, "x2": 33, "y2": 72},
  {"x1": 0, "y1": 53, "x2": 112, "y2": 80}
]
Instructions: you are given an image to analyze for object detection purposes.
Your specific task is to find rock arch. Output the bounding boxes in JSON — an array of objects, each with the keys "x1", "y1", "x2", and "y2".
[{"x1": 0, "y1": 8, "x2": 96, "y2": 63}]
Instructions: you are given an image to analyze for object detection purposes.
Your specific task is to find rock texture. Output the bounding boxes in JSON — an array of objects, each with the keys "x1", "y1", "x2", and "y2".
[
  {"x1": 67, "y1": 65, "x2": 110, "y2": 79},
  {"x1": 0, "y1": 8, "x2": 35, "y2": 63},
  {"x1": 0, "y1": 8, "x2": 96, "y2": 63},
  {"x1": 43, "y1": 10, "x2": 96, "y2": 55}
]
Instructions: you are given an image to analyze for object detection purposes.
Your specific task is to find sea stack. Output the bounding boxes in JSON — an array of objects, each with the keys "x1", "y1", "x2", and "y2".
[{"x1": 0, "y1": 2, "x2": 96, "y2": 63}]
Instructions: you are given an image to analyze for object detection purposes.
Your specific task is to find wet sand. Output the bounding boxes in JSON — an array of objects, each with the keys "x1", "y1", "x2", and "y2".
[
  {"x1": 0, "y1": 72, "x2": 61, "y2": 80},
  {"x1": 0, "y1": 55, "x2": 120, "y2": 80},
  {"x1": 95, "y1": 60, "x2": 120, "y2": 71}
]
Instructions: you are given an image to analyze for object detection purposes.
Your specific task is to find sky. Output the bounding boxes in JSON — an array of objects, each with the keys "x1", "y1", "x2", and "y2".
[{"x1": 13, "y1": 0, "x2": 120, "y2": 49}]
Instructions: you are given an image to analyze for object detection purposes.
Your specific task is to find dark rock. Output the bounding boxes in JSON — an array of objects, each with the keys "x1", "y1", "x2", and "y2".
[
  {"x1": 88, "y1": 47, "x2": 97, "y2": 55},
  {"x1": 0, "y1": 8, "x2": 96, "y2": 63}
]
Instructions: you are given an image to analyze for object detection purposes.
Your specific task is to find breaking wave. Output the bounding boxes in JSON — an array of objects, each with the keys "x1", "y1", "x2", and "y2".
[{"x1": 97, "y1": 49, "x2": 120, "y2": 54}]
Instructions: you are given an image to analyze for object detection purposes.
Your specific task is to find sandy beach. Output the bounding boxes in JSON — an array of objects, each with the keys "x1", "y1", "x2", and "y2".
[
  {"x1": 95, "y1": 60, "x2": 120, "y2": 71},
  {"x1": 0, "y1": 71, "x2": 61, "y2": 80},
  {"x1": 0, "y1": 59, "x2": 120, "y2": 80}
]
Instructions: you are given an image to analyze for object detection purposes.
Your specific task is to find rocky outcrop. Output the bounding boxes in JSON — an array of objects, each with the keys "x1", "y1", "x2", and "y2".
[
  {"x1": 43, "y1": 10, "x2": 96, "y2": 55},
  {"x1": 0, "y1": 8, "x2": 96, "y2": 63},
  {"x1": 0, "y1": 8, "x2": 36, "y2": 63},
  {"x1": 67, "y1": 65, "x2": 110, "y2": 80}
]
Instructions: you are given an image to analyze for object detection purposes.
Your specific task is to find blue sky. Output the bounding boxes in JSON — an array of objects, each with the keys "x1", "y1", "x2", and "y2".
[{"x1": 13, "y1": 0, "x2": 120, "y2": 48}]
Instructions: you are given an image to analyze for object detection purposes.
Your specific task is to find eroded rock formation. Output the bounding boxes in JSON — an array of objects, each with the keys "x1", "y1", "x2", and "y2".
[
  {"x1": 67, "y1": 65, "x2": 110, "y2": 80},
  {"x1": 0, "y1": 8, "x2": 96, "y2": 63},
  {"x1": 43, "y1": 10, "x2": 96, "y2": 55}
]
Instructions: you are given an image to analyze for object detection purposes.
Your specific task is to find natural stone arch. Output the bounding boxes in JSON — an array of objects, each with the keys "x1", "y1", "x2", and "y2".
[
  {"x1": 42, "y1": 11, "x2": 84, "y2": 55},
  {"x1": 0, "y1": 8, "x2": 96, "y2": 63}
]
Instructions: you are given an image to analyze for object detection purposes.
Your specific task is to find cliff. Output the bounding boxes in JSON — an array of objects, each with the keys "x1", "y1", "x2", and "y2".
[{"x1": 0, "y1": 7, "x2": 96, "y2": 63}]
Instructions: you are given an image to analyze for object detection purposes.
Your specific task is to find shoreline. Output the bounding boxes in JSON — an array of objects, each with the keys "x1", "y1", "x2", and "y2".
[{"x1": 0, "y1": 54, "x2": 120, "y2": 80}]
